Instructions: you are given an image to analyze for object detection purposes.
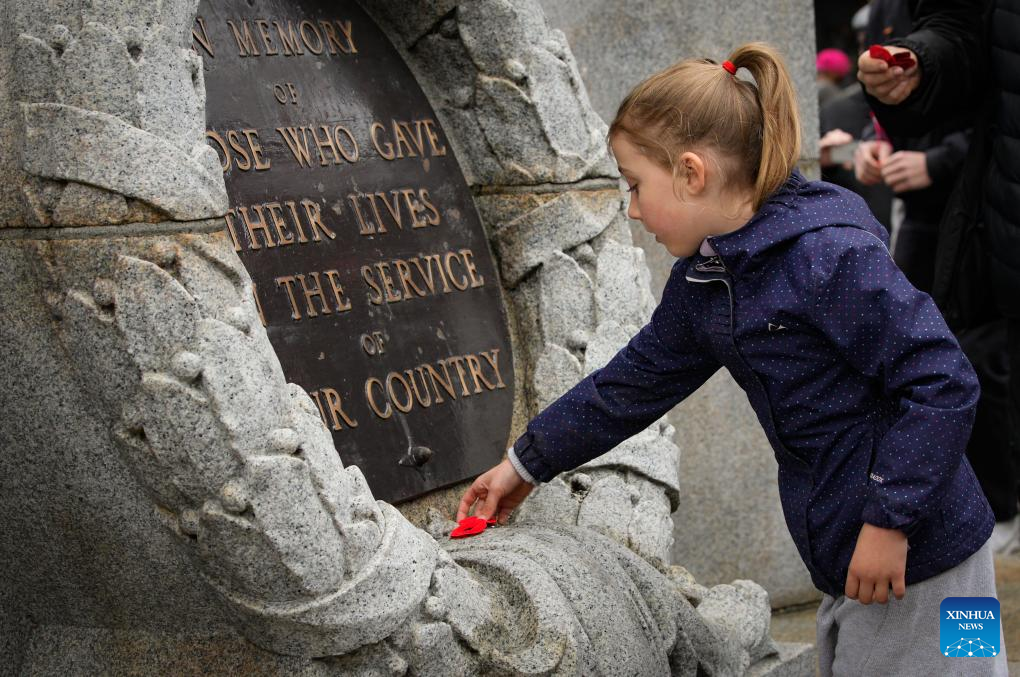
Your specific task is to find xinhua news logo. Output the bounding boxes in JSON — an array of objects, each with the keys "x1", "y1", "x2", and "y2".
[{"x1": 940, "y1": 597, "x2": 1001, "y2": 658}]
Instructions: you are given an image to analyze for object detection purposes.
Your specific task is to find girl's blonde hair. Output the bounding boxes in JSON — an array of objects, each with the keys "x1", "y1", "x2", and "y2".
[{"x1": 609, "y1": 42, "x2": 801, "y2": 211}]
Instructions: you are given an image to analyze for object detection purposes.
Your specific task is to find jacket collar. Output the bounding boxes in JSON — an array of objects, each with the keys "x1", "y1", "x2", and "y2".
[{"x1": 701, "y1": 170, "x2": 886, "y2": 275}]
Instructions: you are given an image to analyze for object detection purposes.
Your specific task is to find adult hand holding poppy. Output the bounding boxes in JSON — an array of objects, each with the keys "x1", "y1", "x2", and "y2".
[
  {"x1": 845, "y1": 523, "x2": 908, "y2": 604},
  {"x1": 457, "y1": 458, "x2": 534, "y2": 525},
  {"x1": 858, "y1": 46, "x2": 921, "y2": 105},
  {"x1": 881, "y1": 150, "x2": 932, "y2": 193}
]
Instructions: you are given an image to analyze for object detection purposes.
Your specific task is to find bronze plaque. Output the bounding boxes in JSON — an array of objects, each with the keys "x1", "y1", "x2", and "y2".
[{"x1": 194, "y1": 0, "x2": 514, "y2": 502}]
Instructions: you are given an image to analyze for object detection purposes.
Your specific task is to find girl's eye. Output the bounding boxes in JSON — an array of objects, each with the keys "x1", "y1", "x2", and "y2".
[{"x1": 627, "y1": 184, "x2": 638, "y2": 194}]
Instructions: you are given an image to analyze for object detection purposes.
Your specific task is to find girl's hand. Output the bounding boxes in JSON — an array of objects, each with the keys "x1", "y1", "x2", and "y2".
[
  {"x1": 858, "y1": 47, "x2": 921, "y2": 105},
  {"x1": 881, "y1": 150, "x2": 932, "y2": 193},
  {"x1": 854, "y1": 140, "x2": 893, "y2": 186},
  {"x1": 845, "y1": 523, "x2": 908, "y2": 604},
  {"x1": 456, "y1": 458, "x2": 535, "y2": 525}
]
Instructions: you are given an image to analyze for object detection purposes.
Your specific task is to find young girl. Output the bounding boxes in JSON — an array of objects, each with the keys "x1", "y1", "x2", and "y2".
[{"x1": 457, "y1": 43, "x2": 1005, "y2": 675}]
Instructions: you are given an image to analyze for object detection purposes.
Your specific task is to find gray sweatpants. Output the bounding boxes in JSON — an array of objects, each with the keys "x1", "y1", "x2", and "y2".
[{"x1": 816, "y1": 539, "x2": 1008, "y2": 676}]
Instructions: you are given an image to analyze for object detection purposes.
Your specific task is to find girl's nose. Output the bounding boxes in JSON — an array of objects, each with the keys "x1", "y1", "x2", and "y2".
[{"x1": 627, "y1": 197, "x2": 640, "y2": 221}]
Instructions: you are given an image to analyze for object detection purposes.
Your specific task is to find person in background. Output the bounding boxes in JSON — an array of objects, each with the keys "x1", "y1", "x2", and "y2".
[
  {"x1": 816, "y1": 48, "x2": 853, "y2": 108},
  {"x1": 818, "y1": 4, "x2": 894, "y2": 230},
  {"x1": 854, "y1": 0, "x2": 968, "y2": 293},
  {"x1": 859, "y1": 0, "x2": 1019, "y2": 555}
]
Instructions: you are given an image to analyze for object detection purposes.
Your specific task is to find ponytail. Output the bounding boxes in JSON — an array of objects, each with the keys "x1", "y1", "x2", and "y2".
[
  {"x1": 728, "y1": 43, "x2": 801, "y2": 210},
  {"x1": 609, "y1": 42, "x2": 801, "y2": 211}
]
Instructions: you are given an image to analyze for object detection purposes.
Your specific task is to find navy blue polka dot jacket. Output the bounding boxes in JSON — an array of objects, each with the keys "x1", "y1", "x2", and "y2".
[{"x1": 513, "y1": 170, "x2": 994, "y2": 597}]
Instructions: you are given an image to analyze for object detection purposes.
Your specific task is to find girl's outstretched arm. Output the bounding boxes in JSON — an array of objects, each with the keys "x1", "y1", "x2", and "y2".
[{"x1": 510, "y1": 265, "x2": 721, "y2": 485}]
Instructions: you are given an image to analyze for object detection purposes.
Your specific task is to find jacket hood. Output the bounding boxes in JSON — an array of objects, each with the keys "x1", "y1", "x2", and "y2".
[{"x1": 706, "y1": 170, "x2": 889, "y2": 274}]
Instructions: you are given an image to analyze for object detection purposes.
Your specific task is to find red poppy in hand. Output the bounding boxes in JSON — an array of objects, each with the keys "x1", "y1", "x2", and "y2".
[
  {"x1": 869, "y1": 44, "x2": 915, "y2": 70},
  {"x1": 450, "y1": 516, "x2": 494, "y2": 538}
]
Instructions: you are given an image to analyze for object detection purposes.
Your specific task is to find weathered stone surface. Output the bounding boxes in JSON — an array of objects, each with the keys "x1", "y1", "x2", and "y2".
[
  {"x1": 358, "y1": 0, "x2": 460, "y2": 46},
  {"x1": 369, "y1": 0, "x2": 614, "y2": 187},
  {"x1": 538, "y1": 250, "x2": 595, "y2": 349},
  {"x1": 493, "y1": 189, "x2": 620, "y2": 285},
  {"x1": 23, "y1": 104, "x2": 225, "y2": 220},
  {"x1": 17, "y1": 626, "x2": 326, "y2": 676},
  {"x1": 52, "y1": 182, "x2": 129, "y2": 225},
  {"x1": 747, "y1": 641, "x2": 818, "y2": 677},
  {"x1": 594, "y1": 238, "x2": 656, "y2": 329},
  {"x1": 445, "y1": 523, "x2": 774, "y2": 676},
  {"x1": 532, "y1": 342, "x2": 583, "y2": 409}
]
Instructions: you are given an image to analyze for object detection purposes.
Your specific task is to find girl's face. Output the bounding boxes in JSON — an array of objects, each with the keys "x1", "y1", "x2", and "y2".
[{"x1": 610, "y1": 134, "x2": 745, "y2": 258}]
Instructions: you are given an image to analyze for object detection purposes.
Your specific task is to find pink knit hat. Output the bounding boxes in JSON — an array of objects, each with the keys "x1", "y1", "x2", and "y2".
[{"x1": 816, "y1": 48, "x2": 852, "y2": 79}]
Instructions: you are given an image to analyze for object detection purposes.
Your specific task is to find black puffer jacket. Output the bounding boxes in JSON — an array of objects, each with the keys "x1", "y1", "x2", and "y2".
[{"x1": 865, "y1": 0, "x2": 1020, "y2": 327}]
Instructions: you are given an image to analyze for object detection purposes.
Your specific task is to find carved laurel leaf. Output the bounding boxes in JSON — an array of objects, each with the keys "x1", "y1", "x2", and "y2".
[{"x1": 113, "y1": 254, "x2": 200, "y2": 373}]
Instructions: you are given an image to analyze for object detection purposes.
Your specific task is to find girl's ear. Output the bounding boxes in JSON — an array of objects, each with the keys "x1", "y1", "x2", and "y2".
[{"x1": 677, "y1": 151, "x2": 707, "y2": 197}]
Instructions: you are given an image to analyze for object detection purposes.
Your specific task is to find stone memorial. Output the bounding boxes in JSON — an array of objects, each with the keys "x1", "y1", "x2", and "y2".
[{"x1": 0, "y1": 0, "x2": 814, "y2": 674}]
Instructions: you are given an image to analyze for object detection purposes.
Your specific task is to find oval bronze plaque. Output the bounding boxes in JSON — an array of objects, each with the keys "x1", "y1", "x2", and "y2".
[{"x1": 195, "y1": 0, "x2": 513, "y2": 503}]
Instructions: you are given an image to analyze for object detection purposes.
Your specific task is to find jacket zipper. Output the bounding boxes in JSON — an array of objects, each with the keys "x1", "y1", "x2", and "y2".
[{"x1": 687, "y1": 257, "x2": 809, "y2": 469}]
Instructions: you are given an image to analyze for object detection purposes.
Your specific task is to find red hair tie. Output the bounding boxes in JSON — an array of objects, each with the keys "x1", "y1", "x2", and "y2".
[{"x1": 722, "y1": 60, "x2": 737, "y2": 75}]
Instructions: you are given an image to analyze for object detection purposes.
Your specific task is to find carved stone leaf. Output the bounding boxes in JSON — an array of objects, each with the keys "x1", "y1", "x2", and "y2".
[
  {"x1": 528, "y1": 47, "x2": 591, "y2": 161},
  {"x1": 140, "y1": 373, "x2": 241, "y2": 502},
  {"x1": 58, "y1": 290, "x2": 139, "y2": 416},
  {"x1": 532, "y1": 343, "x2": 582, "y2": 410},
  {"x1": 595, "y1": 239, "x2": 656, "y2": 329},
  {"x1": 243, "y1": 455, "x2": 348, "y2": 596},
  {"x1": 474, "y1": 75, "x2": 550, "y2": 178},
  {"x1": 57, "y1": 23, "x2": 139, "y2": 122},
  {"x1": 22, "y1": 103, "x2": 228, "y2": 219},
  {"x1": 627, "y1": 480, "x2": 675, "y2": 567},
  {"x1": 175, "y1": 244, "x2": 244, "y2": 320},
  {"x1": 538, "y1": 251, "x2": 594, "y2": 348},
  {"x1": 112, "y1": 423, "x2": 190, "y2": 512},
  {"x1": 53, "y1": 182, "x2": 128, "y2": 226},
  {"x1": 282, "y1": 385, "x2": 356, "y2": 527},
  {"x1": 137, "y1": 25, "x2": 204, "y2": 150},
  {"x1": 113, "y1": 254, "x2": 200, "y2": 373},
  {"x1": 196, "y1": 502, "x2": 321, "y2": 603},
  {"x1": 494, "y1": 190, "x2": 621, "y2": 286},
  {"x1": 576, "y1": 474, "x2": 633, "y2": 544},
  {"x1": 457, "y1": 0, "x2": 541, "y2": 73},
  {"x1": 197, "y1": 317, "x2": 288, "y2": 459},
  {"x1": 578, "y1": 425, "x2": 681, "y2": 508},
  {"x1": 14, "y1": 35, "x2": 57, "y2": 103}
]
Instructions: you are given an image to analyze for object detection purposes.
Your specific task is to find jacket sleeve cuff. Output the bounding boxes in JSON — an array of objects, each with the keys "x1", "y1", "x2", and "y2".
[
  {"x1": 512, "y1": 431, "x2": 558, "y2": 484},
  {"x1": 506, "y1": 445, "x2": 539, "y2": 486},
  {"x1": 861, "y1": 499, "x2": 923, "y2": 538}
]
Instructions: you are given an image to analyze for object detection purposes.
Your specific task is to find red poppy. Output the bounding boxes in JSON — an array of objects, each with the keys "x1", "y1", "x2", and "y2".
[
  {"x1": 450, "y1": 516, "x2": 490, "y2": 538},
  {"x1": 869, "y1": 44, "x2": 915, "y2": 70}
]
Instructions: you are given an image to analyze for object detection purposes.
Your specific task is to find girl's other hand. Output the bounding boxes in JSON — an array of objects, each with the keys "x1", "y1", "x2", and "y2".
[
  {"x1": 854, "y1": 140, "x2": 893, "y2": 186},
  {"x1": 456, "y1": 458, "x2": 535, "y2": 525},
  {"x1": 858, "y1": 47, "x2": 921, "y2": 105},
  {"x1": 845, "y1": 523, "x2": 908, "y2": 604}
]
